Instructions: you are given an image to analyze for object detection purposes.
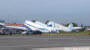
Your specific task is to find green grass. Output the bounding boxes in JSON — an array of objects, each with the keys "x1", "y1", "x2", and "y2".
[
  {"x1": 0, "y1": 31, "x2": 90, "y2": 36},
  {"x1": 42, "y1": 31, "x2": 90, "y2": 36}
]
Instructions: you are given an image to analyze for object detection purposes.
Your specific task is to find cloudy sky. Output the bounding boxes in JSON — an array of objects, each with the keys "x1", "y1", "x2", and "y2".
[{"x1": 0, "y1": 0, "x2": 90, "y2": 25}]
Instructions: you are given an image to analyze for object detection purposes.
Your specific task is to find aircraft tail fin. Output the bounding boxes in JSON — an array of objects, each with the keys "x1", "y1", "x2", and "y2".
[{"x1": 68, "y1": 23, "x2": 73, "y2": 30}]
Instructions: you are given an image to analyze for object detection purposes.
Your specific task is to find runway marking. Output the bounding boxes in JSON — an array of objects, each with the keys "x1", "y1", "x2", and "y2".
[{"x1": 34, "y1": 47, "x2": 90, "y2": 50}]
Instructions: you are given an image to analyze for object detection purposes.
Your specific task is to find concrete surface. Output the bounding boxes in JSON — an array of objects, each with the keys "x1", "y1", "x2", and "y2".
[{"x1": 0, "y1": 35, "x2": 90, "y2": 50}]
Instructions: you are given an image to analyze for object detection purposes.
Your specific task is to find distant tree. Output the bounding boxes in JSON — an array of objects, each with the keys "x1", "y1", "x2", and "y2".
[
  {"x1": 72, "y1": 23, "x2": 78, "y2": 27},
  {"x1": 0, "y1": 20, "x2": 5, "y2": 23},
  {"x1": 31, "y1": 20, "x2": 36, "y2": 22},
  {"x1": 45, "y1": 20, "x2": 50, "y2": 24},
  {"x1": 13, "y1": 22, "x2": 16, "y2": 24},
  {"x1": 80, "y1": 24, "x2": 84, "y2": 27},
  {"x1": 65, "y1": 22, "x2": 78, "y2": 27}
]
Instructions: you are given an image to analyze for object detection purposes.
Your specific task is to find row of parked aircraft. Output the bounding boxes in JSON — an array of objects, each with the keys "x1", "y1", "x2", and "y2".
[{"x1": 0, "y1": 20, "x2": 83, "y2": 34}]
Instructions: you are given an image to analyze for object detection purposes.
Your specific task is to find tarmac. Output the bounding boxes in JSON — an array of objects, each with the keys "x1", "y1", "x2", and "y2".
[{"x1": 0, "y1": 35, "x2": 90, "y2": 50}]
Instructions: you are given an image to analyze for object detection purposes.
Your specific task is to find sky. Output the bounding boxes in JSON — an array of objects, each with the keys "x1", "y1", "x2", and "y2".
[{"x1": 0, "y1": 0, "x2": 90, "y2": 25}]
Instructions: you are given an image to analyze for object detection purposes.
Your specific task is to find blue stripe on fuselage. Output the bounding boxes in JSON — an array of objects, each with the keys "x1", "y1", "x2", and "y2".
[
  {"x1": 23, "y1": 23, "x2": 49, "y2": 31},
  {"x1": 22, "y1": 24, "x2": 32, "y2": 31}
]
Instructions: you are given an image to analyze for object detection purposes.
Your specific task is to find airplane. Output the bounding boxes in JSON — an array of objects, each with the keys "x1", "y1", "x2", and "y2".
[
  {"x1": 0, "y1": 21, "x2": 59, "y2": 35},
  {"x1": 0, "y1": 22, "x2": 28, "y2": 34},
  {"x1": 0, "y1": 21, "x2": 52, "y2": 35},
  {"x1": 23, "y1": 20, "x2": 59, "y2": 33},
  {"x1": 0, "y1": 23, "x2": 27, "y2": 30},
  {"x1": 47, "y1": 21, "x2": 83, "y2": 32},
  {"x1": 0, "y1": 20, "x2": 83, "y2": 35}
]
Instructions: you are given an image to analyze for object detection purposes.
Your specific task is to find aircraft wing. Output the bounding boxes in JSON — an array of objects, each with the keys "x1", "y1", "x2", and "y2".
[
  {"x1": 73, "y1": 27, "x2": 82, "y2": 30},
  {"x1": 0, "y1": 23, "x2": 5, "y2": 26},
  {"x1": 6, "y1": 26, "x2": 28, "y2": 30}
]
